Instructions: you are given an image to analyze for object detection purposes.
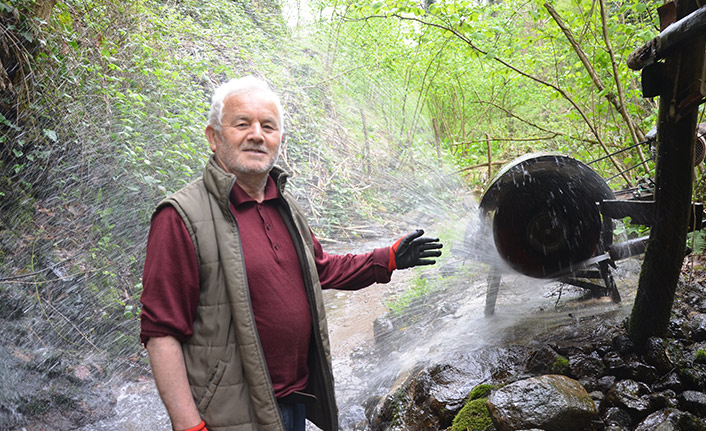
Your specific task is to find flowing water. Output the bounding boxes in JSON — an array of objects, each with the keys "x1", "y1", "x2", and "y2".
[{"x1": 75, "y1": 198, "x2": 639, "y2": 431}]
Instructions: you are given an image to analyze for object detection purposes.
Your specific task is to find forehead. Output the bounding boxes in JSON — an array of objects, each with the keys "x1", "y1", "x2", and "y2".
[{"x1": 222, "y1": 90, "x2": 280, "y2": 121}]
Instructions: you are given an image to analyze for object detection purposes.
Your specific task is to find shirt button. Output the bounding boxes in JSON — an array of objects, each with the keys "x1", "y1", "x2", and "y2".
[
  {"x1": 274, "y1": 244, "x2": 280, "y2": 250},
  {"x1": 266, "y1": 225, "x2": 271, "y2": 230}
]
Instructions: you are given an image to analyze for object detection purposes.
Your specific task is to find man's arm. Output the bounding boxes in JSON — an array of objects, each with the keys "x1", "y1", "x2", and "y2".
[{"x1": 146, "y1": 335, "x2": 203, "y2": 431}]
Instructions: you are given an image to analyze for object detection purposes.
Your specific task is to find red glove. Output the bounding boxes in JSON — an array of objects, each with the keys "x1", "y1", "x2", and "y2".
[
  {"x1": 182, "y1": 421, "x2": 208, "y2": 431},
  {"x1": 388, "y1": 229, "x2": 443, "y2": 271}
]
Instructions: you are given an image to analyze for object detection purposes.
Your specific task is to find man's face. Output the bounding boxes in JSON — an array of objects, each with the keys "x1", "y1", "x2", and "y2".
[{"x1": 207, "y1": 90, "x2": 282, "y2": 178}]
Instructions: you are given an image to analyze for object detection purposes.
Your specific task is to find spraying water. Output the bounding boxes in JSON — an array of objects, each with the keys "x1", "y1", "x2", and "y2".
[
  {"x1": 2, "y1": 157, "x2": 639, "y2": 430},
  {"x1": 0, "y1": 3, "x2": 642, "y2": 430}
]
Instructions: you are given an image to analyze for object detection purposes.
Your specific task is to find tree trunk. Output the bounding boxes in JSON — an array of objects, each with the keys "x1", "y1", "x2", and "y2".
[{"x1": 628, "y1": 0, "x2": 706, "y2": 348}]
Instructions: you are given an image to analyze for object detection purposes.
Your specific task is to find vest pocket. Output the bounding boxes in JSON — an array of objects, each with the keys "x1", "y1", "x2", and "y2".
[{"x1": 197, "y1": 359, "x2": 227, "y2": 412}]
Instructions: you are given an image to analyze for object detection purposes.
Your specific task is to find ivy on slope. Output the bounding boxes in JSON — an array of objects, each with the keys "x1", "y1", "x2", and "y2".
[{"x1": 0, "y1": 0, "x2": 294, "y2": 369}]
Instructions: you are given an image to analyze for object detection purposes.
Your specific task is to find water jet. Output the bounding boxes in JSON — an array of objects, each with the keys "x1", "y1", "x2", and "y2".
[{"x1": 470, "y1": 153, "x2": 694, "y2": 316}]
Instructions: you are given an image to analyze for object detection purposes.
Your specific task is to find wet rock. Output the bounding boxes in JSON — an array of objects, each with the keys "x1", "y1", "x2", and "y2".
[
  {"x1": 369, "y1": 361, "x2": 488, "y2": 431},
  {"x1": 486, "y1": 374, "x2": 597, "y2": 431},
  {"x1": 644, "y1": 337, "x2": 674, "y2": 374},
  {"x1": 670, "y1": 318, "x2": 687, "y2": 339},
  {"x1": 648, "y1": 390, "x2": 679, "y2": 410},
  {"x1": 595, "y1": 375, "x2": 617, "y2": 392},
  {"x1": 633, "y1": 408, "x2": 706, "y2": 431},
  {"x1": 603, "y1": 406, "x2": 632, "y2": 429},
  {"x1": 679, "y1": 365, "x2": 706, "y2": 391},
  {"x1": 626, "y1": 360, "x2": 658, "y2": 384},
  {"x1": 603, "y1": 351, "x2": 629, "y2": 378},
  {"x1": 570, "y1": 352, "x2": 606, "y2": 379},
  {"x1": 612, "y1": 334, "x2": 634, "y2": 354},
  {"x1": 605, "y1": 379, "x2": 653, "y2": 421},
  {"x1": 526, "y1": 345, "x2": 563, "y2": 375},
  {"x1": 580, "y1": 377, "x2": 599, "y2": 393},
  {"x1": 683, "y1": 313, "x2": 706, "y2": 342},
  {"x1": 588, "y1": 390, "x2": 604, "y2": 411},
  {"x1": 678, "y1": 390, "x2": 706, "y2": 416},
  {"x1": 655, "y1": 372, "x2": 685, "y2": 392}
]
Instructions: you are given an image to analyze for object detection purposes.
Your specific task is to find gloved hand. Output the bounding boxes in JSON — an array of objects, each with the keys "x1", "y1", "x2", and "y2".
[
  {"x1": 181, "y1": 420, "x2": 208, "y2": 431},
  {"x1": 388, "y1": 229, "x2": 443, "y2": 271}
]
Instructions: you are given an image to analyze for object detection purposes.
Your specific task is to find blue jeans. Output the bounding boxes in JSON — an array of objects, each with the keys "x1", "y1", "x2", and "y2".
[{"x1": 278, "y1": 402, "x2": 306, "y2": 431}]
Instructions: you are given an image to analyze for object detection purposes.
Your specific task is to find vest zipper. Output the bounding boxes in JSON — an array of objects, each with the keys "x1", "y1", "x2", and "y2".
[
  {"x1": 224, "y1": 177, "x2": 286, "y2": 431},
  {"x1": 278, "y1": 196, "x2": 338, "y2": 431}
]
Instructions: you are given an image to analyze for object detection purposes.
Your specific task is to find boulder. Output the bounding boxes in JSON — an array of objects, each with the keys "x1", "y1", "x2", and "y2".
[
  {"x1": 486, "y1": 374, "x2": 597, "y2": 431},
  {"x1": 569, "y1": 352, "x2": 606, "y2": 379},
  {"x1": 605, "y1": 379, "x2": 653, "y2": 421},
  {"x1": 678, "y1": 390, "x2": 706, "y2": 416},
  {"x1": 633, "y1": 408, "x2": 706, "y2": 431}
]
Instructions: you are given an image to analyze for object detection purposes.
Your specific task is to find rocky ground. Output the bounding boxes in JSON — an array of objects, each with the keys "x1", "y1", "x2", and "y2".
[
  {"x1": 4, "y1": 230, "x2": 706, "y2": 430},
  {"x1": 354, "y1": 255, "x2": 706, "y2": 431}
]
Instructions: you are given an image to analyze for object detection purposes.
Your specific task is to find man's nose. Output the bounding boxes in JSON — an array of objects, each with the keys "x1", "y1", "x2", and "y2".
[{"x1": 247, "y1": 123, "x2": 265, "y2": 142}]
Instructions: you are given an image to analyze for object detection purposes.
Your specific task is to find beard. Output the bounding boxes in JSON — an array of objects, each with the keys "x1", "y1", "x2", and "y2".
[{"x1": 215, "y1": 140, "x2": 281, "y2": 177}]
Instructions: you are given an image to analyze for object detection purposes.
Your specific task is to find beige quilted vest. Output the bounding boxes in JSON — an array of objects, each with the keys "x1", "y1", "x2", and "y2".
[{"x1": 156, "y1": 157, "x2": 338, "y2": 431}]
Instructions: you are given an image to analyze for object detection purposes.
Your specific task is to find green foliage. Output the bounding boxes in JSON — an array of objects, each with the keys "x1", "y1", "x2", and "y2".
[
  {"x1": 552, "y1": 355, "x2": 570, "y2": 375},
  {"x1": 1, "y1": 0, "x2": 673, "y2": 384},
  {"x1": 687, "y1": 225, "x2": 706, "y2": 255},
  {"x1": 333, "y1": 0, "x2": 661, "y2": 189},
  {"x1": 695, "y1": 349, "x2": 706, "y2": 365},
  {"x1": 386, "y1": 275, "x2": 434, "y2": 315},
  {"x1": 0, "y1": 0, "x2": 303, "y2": 365}
]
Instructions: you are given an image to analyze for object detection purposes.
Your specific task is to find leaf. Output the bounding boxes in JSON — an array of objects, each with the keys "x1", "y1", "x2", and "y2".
[
  {"x1": 0, "y1": 112, "x2": 20, "y2": 131},
  {"x1": 43, "y1": 129, "x2": 58, "y2": 142}
]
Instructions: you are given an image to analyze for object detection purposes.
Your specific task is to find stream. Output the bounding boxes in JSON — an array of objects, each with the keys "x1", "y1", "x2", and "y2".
[{"x1": 76, "y1": 228, "x2": 640, "y2": 431}]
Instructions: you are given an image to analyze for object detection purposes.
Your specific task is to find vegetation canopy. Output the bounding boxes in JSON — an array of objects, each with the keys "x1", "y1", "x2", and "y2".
[{"x1": 1, "y1": 0, "x2": 705, "y2": 427}]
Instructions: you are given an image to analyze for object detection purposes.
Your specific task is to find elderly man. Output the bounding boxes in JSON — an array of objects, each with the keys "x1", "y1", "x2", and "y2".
[{"x1": 139, "y1": 76, "x2": 442, "y2": 431}]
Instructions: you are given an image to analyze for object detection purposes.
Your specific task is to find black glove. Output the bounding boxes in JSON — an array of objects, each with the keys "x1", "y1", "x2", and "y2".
[{"x1": 389, "y1": 229, "x2": 443, "y2": 270}]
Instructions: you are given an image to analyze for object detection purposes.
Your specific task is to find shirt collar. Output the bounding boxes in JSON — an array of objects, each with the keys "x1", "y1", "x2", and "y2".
[{"x1": 230, "y1": 175, "x2": 279, "y2": 207}]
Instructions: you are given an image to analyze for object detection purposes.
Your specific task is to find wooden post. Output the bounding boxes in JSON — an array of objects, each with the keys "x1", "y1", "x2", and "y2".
[{"x1": 628, "y1": 1, "x2": 706, "y2": 348}]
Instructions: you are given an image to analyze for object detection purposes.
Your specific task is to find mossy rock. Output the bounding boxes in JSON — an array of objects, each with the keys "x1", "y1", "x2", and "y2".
[
  {"x1": 451, "y1": 397, "x2": 494, "y2": 431},
  {"x1": 695, "y1": 349, "x2": 706, "y2": 365},
  {"x1": 467, "y1": 383, "x2": 495, "y2": 401}
]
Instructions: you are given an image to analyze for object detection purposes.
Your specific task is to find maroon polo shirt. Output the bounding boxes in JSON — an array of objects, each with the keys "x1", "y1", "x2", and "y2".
[{"x1": 139, "y1": 176, "x2": 391, "y2": 398}]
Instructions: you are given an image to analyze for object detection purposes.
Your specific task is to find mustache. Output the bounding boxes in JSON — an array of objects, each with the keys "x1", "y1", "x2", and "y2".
[{"x1": 240, "y1": 144, "x2": 269, "y2": 153}]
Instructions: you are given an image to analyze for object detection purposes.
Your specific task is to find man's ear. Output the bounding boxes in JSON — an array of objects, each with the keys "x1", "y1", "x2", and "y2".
[{"x1": 205, "y1": 125, "x2": 220, "y2": 152}]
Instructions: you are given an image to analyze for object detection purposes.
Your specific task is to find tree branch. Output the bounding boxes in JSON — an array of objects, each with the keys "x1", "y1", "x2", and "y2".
[
  {"x1": 384, "y1": 12, "x2": 633, "y2": 186},
  {"x1": 598, "y1": 0, "x2": 647, "y2": 162},
  {"x1": 546, "y1": 2, "x2": 646, "y2": 164}
]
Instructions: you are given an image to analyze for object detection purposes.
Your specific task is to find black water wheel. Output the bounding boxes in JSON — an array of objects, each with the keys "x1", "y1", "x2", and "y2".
[{"x1": 479, "y1": 154, "x2": 615, "y2": 279}]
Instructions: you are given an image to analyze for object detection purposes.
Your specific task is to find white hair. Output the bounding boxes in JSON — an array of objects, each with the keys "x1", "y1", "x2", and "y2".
[{"x1": 207, "y1": 76, "x2": 284, "y2": 134}]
